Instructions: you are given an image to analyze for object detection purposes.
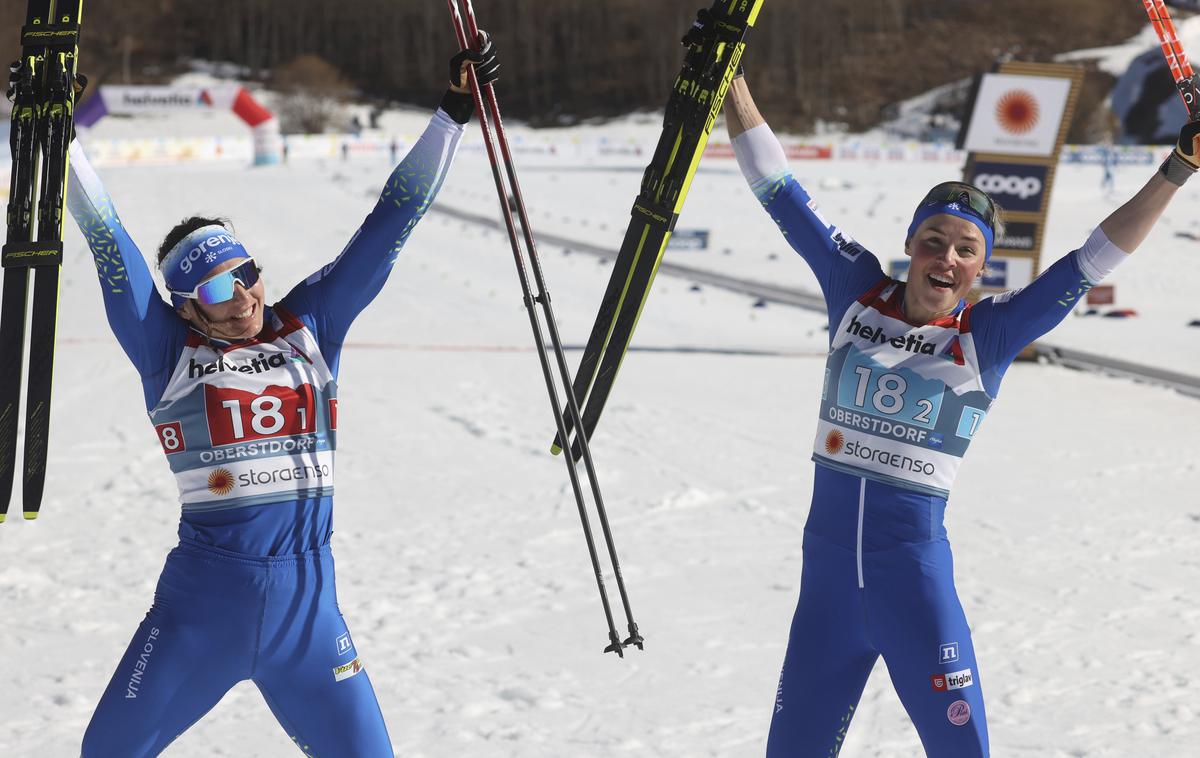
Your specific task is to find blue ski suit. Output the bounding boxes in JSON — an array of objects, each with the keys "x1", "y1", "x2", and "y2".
[
  {"x1": 733, "y1": 124, "x2": 1127, "y2": 757},
  {"x1": 67, "y1": 109, "x2": 463, "y2": 757}
]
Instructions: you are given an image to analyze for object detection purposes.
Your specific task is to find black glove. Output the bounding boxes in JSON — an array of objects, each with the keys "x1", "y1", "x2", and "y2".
[
  {"x1": 1160, "y1": 120, "x2": 1200, "y2": 186},
  {"x1": 442, "y1": 30, "x2": 499, "y2": 124},
  {"x1": 681, "y1": 8, "x2": 713, "y2": 47},
  {"x1": 448, "y1": 30, "x2": 499, "y2": 91}
]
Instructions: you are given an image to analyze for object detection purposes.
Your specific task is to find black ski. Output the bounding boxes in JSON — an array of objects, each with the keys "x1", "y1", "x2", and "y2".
[
  {"x1": 552, "y1": 0, "x2": 765, "y2": 460},
  {"x1": 1, "y1": 0, "x2": 84, "y2": 521}
]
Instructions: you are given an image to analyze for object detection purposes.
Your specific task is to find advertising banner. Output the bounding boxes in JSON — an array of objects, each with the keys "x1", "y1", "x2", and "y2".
[
  {"x1": 962, "y1": 74, "x2": 1072, "y2": 158},
  {"x1": 980, "y1": 256, "x2": 1035, "y2": 290},
  {"x1": 969, "y1": 161, "x2": 1048, "y2": 213}
]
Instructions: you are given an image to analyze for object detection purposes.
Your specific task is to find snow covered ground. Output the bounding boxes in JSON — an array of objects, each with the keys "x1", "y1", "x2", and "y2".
[{"x1": 3, "y1": 78, "x2": 1200, "y2": 758}]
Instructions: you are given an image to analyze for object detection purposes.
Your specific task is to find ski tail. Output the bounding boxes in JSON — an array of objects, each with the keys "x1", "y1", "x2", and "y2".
[
  {"x1": 1144, "y1": 0, "x2": 1200, "y2": 119},
  {"x1": 552, "y1": 0, "x2": 764, "y2": 459},
  {"x1": 549, "y1": 201, "x2": 665, "y2": 456}
]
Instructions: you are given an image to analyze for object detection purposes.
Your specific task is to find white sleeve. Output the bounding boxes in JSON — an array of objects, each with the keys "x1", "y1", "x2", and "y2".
[
  {"x1": 1075, "y1": 226, "x2": 1130, "y2": 284},
  {"x1": 731, "y1": 123, "x2": 790, "y2": 187}
]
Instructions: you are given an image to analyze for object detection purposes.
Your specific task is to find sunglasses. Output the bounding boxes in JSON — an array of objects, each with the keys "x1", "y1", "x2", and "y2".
[
  {"x1": 169, "y1": 258, "x2": 261, "y2": 305},
  {"x1": 918, "y1": 182, "x2": 996, "y2": 229}
]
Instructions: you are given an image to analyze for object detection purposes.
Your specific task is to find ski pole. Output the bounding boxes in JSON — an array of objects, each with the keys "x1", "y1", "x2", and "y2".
[
  {"x1": 445, "y1": 0, "x2": 641, "y2": 655},
  {"x1": 1142, "y1": 0, "x2": 1200, "y2": 119},
  {"x1": 455, "y1": 0, "x2": 642, "y2": 652}
]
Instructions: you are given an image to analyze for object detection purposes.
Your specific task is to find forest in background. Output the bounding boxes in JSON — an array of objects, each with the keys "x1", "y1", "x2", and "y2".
[{"x1": 0, "y1": 0, "x2": 1150, "y2": 136}]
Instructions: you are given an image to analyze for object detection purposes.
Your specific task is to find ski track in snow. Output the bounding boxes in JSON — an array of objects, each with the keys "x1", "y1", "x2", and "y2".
[{"x1": 0, "y1": 125, "x2": 1197, "y2": 757}]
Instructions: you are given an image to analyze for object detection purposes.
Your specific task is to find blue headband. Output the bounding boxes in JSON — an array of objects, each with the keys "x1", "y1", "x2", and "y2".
[
  {"x1": 161, "y1": 225, "x2": 250, "y2": 307},
  {"x1": 906, "y1": 202, "x2": 995, "y2": 262}
]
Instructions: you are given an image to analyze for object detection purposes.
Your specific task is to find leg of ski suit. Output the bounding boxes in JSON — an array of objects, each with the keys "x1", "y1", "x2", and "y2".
[
  {"x1": 766, "y1": 467, "x2": 988, "y2": 758},
  {"x1": 81, "y1": 542, "x2": 391, "y2": 757}
]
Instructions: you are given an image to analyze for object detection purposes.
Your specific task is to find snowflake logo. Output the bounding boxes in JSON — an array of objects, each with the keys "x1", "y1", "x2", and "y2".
[
  {"x1": 205, "y1": 252, "x2": 218, "y2": 263},
  {"x1": 947, "y1": 202, "x2": 961, "y2": 212}
]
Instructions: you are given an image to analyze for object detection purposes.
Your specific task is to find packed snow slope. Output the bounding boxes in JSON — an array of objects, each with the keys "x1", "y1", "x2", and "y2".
[{"x1": 0, "y1": 106, "x2": 1197, "y2": 758}]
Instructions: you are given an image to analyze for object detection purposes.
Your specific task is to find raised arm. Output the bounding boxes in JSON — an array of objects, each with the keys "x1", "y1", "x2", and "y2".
[
  {"x1": 725, "y1": 75, "x2": 884, "y2": 328},
  {"x1": 66, "y1": 141, "x2": 186, "y2": 406},
  {"x1": 725, "y1": 74, "x2": 766, "y2": 138},
  {"x1": 1098, "y1": 120, "x2": 1198, "y2": 252},
  {"x1": 969, "y1": 120, "x2": 1200, "y2": 383},
  {"x1": 281, "y1": 33, "x2": 500, "y2": 353}
]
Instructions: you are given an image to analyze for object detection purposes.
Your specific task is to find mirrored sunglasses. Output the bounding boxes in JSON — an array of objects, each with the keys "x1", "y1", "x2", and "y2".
[{"x1": 170, "y1": 258, "x2": 260, "y2": 305}]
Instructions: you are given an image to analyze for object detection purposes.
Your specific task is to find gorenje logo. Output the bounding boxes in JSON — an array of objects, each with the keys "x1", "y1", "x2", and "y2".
[
  {"x1": 178, "y1": 234, "x2": 237, "y2": 274},
  {"x1": 970, "y1": 161, "x2": 1048, "y2": 212},
  {"x1": 188, "y1": 353, "x2": 287, "y2": 379},
  {"x1": 845, "y1": 315, "x2": 936, "y2": 356}
]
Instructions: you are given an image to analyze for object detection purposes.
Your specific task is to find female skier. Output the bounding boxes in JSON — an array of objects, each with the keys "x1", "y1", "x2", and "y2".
[
  {"x1": 68, "y1": 37, "x2": 499, "y2": 757},
  {"x1": 724, "y1": 73, "x2": 1199, "y2": 757}
]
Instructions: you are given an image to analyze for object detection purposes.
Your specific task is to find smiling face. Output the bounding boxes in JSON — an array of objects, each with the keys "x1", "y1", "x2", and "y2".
[
  {"x1": 903, "y1": 214, "x2": 988, "y2": 324},
  {"x1": 176, "y1": 258, "x2": 266, "y2": 341}
]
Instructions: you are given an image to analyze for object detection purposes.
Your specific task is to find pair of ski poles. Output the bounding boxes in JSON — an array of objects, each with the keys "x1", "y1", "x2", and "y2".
[
  {"x1": 443, "y1": 0, "x2": 642, "y2": 657},
  {"x1": 1141, "y1": 0, "x2": 1200, "y2": 120}
]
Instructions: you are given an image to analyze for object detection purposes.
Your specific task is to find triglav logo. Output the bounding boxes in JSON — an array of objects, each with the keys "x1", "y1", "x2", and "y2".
[{"x1": 931, "y1": 668, "x2": 974, "y2": 692}]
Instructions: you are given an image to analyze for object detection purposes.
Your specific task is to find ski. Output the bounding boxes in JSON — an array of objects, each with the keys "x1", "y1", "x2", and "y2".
[
  {"x1": 551, "y1": 0, "x2": 765, "y2": 460},
  {"x1": 1, "y1": 0, "x2": 84, "y2": 521},
  {"x1": 1143, "y1": 0, "x2": 1200, "y2": 119}
]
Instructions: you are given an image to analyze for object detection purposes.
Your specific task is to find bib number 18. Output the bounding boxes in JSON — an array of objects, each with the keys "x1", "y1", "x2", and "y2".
[
  {"x1": 838, "y1": 361, "x2": 941, "y2": 429},
  {"x1": 204, "y1": 384, "x2": 316, "y2": 446}
]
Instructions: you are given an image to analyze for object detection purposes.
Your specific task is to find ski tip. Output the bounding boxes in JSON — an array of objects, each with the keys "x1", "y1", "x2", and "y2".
[
  {"x1": 22, "y1": 511, "x2": 38, "y2": 521},
  {"x1": 550, "y1": 443, "x2": 563, "y2": 456},
  {"x1": 0, "y1": 513, "x2": 6, "y2": 524}
]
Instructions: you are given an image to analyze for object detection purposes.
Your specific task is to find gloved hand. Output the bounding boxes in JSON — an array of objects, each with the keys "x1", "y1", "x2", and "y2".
[
  {"x1": 441, "y1": 30, "x2": 498, "y2": 125},
  {"x1": 449, "y1": 30, "x2": 499, "y2": 93},
  {"x1": 1174, "y1": 119, "x2": 1200, "y2": 168},
  {"x1": 1160, "y1": 119, "x2": 1200, "y2": 186}
]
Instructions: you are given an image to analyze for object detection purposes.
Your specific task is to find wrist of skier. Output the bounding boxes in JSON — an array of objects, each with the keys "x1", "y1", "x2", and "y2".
[
  {"x1": 440, "y1": 89, "x2": 475, "y2": 124},
  {"x1": 1162, "y1": 120, "x2": 1200, "y2": 186}
]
